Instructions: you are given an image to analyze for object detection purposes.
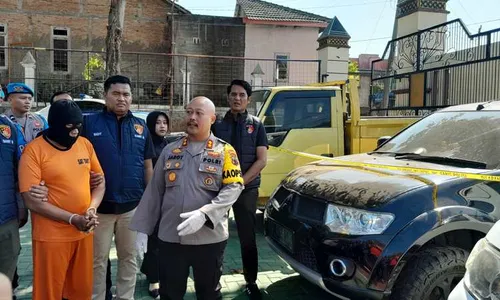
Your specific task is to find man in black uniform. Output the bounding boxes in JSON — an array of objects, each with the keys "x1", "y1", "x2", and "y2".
[{"x1": 212, "y1": 79, "x2": 268, "y2": 299}]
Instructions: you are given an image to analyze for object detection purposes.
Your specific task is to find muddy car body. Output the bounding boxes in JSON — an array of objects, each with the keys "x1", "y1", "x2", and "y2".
[{"x1": 264, "y1": 101, "x2": 500, "y2": 300}]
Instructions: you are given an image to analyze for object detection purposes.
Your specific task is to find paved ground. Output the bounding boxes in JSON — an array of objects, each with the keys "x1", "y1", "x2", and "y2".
[{"x1": 14, "y1": 212, "x2": 336, "y2": 299}]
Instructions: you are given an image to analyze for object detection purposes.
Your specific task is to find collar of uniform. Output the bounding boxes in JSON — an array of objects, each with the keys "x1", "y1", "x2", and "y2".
[
  {"x1": 103, "y1": 107, "x2": 133, "y2": 119},
  {"x1": 181, "y1": 133, "x2": 217, "y2": 150},
  {"x1": 3, "y1": 109, "x2": 30, "y2": 121},
  {"x1": 224, "y1": 110, "x2": 248, "y2": 123}
]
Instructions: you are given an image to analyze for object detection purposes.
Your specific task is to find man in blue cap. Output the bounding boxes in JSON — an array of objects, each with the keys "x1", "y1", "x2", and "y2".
[{"x1": 3, "y1": 83, "x2": 48, "y2": 155}]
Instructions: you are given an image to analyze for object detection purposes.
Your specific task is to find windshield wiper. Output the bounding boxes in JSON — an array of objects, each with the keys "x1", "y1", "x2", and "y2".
[
  {"x1": 394, "y1": 153, "x2": 487, "y2": 169},
  {"x1": 368, "y1": 151, "x2": 416, "y2": 156}
]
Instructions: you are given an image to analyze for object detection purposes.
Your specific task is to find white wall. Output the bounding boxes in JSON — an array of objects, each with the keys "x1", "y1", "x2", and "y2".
[{"x1": 244, "y1": 24, "x2": 320, "y2": 86}]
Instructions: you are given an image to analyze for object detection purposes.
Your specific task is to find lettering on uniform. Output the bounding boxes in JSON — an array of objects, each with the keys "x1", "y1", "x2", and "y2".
[
  {"x1": 168, "y1": 155, "x2": 184, "y2": 160},
  {"x1": 223, "y1": 169, "x2": 242, "y2": 179},
  {"x1": 202, "y1": 157, "x2": 222, "y2": 165},
  {"x1": 77, "y1": 158, "x2": 90, "y2": 165},
  {"x1": 93, "y1": 132, "x2": 102, "y2": 137}
]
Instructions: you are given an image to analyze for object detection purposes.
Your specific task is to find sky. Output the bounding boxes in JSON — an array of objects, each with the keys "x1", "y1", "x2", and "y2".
[{"x1": 174, "y1": 0, "x2": 500, "y2": 58}]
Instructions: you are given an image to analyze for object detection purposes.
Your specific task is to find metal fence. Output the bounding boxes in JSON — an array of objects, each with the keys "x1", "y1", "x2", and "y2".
[
  {"x1": 0, "y1": 46, "x2": 320, "y2": 108},
  {"x1": 370, "y1": 19, "x2": 500, "y2": 116}
]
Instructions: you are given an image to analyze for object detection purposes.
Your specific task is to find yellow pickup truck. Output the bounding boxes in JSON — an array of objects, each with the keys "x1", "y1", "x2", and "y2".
[{"x1": 252, "y1": 79, "x2": 420, "y2": 209}]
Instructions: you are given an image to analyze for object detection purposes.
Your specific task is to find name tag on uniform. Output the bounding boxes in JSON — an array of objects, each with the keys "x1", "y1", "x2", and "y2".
[
  {"x1": 2, "y1": 139, "x2": 13, "y2": 144},
  {"x1": 93, "y1": 132, "x2": 102, "y2": 137},
  {"x1": 134, "y1": 134, "x2": 145, "y2": 139}
]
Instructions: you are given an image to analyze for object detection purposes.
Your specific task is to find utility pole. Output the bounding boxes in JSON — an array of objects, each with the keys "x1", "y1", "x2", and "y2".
[
  {"x1": 105, "y1": 0, "x2": 126, "y2": 77},
  {"x1": 169, "y1": 0, "x2": 176, "y2": 116}
]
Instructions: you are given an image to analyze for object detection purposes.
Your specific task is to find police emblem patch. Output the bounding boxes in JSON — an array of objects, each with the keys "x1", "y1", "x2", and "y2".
[
  {"x1": 246, "y1": 124, "x2": 254, "y2": 134},
  {"x1": 165, "y1": 162, "x2": 172, "y2": 169},
  {"x1": 206, "y1": 139, "x2": 213, "y2": 149},
  {"x1": 0, "y1": 125, "x2": 12, "y2": 139},
  {"x1": 174, "y1": 162, "x2": 181, "y2": 168},
  {"x1": 168, "y1": 172, "x2": 177, "y2": 182},
  {"x1": 172, "y1": 148, "x2": 182, "y2": 154},
  {"x1": 182, "y1": 138, "x2": 188, "y2": 147},
  {"x1": 228, "y1": 149, "x2": 239, "y2": 166},
  {"x1": 134, "y1": 124, "x2": 144, "y2": 135},
  {"x1": 34, "y1": 121, "x2": 41, "y2": 128},
  {"x1": 14, "y1": 86, "x2": 24, "y2": 92},
  {"x1": 204, "y1": 177, "x2": 214, "y2": 186}
]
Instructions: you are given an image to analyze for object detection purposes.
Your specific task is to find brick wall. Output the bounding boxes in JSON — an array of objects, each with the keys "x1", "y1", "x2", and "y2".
[
  {"x1": 0, "y1": 0, "x2": 188, "y2": 103},
  {"x1": 172, "y1": 15, "x2": 246, "y2": 107}
]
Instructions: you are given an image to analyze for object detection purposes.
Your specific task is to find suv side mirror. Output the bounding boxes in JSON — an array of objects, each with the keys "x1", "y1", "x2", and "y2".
[{"x1": 377, "y1": 136, "x2": 391, "y2": 148}]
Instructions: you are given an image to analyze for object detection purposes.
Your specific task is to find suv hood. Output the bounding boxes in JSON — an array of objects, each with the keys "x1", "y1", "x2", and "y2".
[{"x1": 281, "y1": 153, "x2": 486, "y2": 208}]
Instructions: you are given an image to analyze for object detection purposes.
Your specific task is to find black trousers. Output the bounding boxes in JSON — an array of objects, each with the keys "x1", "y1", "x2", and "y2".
[
  {"x1": 141, "y1": 224, "x2": 161, "y2": 284},
  {"x1": 158, "y1": 240, "x2": 227, "y2": 300},
  {"x1": 232, "y1": 188, "x2": 259, "y2": 284}
]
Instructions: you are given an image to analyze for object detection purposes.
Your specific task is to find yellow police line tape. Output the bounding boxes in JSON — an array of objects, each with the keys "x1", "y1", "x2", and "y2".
[{"x1": 269, "y1": 146, "x2": 500, "y2": 183}]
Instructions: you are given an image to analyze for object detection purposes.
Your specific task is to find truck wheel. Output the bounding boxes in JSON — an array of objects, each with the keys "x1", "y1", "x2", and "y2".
[{"x1": 390, "y1": 247, "x2": 468, "y2": 300}]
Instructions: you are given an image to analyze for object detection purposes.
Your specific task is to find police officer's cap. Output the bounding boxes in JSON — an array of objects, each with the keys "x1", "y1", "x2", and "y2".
[{"x1": 6, "y1": 83, "x2": 34, "y2": 97}]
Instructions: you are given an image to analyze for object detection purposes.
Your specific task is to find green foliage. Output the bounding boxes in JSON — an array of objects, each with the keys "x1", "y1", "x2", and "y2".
[
  {"x1": 348, "y1": 60, "x2": 360, "y2": 81},
  {"x1": 83, "y1": 53, "x2": 105, "y2": 81}
]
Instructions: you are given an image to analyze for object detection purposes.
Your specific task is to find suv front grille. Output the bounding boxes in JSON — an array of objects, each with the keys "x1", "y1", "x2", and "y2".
[{"x1": 293, "y1": 244, "x2": 319, "y2": 272}]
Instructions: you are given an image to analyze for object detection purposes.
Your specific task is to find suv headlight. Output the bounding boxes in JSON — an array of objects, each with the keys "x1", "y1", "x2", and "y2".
[
  {"x1": 325, "y1": 204, "x2": 394, "y2": 235},
  {"x1": 464, "y1": 238, "x2": 500, "y2": 299}
]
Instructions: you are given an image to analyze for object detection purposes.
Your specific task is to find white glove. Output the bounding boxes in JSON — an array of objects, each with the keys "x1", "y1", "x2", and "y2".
[
  {"x1": 177, "y1": 210, "x2": 206, "y2": 236},
  {"x1": 135, "y1": 232, "x2": 148, "y2": 259}
]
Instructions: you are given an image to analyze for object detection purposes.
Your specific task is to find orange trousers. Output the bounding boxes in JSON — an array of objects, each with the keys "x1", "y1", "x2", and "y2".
[{"x1": 32, "y1": 234, "x2": 93, "y2": 300}]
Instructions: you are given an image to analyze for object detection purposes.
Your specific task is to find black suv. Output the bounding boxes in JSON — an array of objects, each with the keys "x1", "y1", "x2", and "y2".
[{"x1": 264, "y1": 102, "x2": 500, "y2": 300}]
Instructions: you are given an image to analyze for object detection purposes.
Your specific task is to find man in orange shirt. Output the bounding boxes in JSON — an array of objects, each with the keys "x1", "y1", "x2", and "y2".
[{"x1": 18, "y1": 100, "x2": 106, "y2": 300}]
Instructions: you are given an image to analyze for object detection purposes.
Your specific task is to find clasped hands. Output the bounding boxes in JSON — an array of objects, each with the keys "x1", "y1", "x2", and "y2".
[{"x1": 70, "y1": 207, "x2": 99, "y2": 233}]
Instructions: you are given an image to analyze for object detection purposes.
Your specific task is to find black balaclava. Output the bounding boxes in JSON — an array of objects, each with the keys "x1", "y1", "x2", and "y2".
[
  {"x1": 146, "y1": 111, "x2": 169, "y2": 146},
  {"x1": 45, "y1": 100, "x2": 83, "y2": 149}
]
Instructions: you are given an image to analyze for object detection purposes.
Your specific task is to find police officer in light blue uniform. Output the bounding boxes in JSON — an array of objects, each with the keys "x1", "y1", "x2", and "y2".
[{"x1": 3, "y1": 83, "x2": 48, "y2": 154}]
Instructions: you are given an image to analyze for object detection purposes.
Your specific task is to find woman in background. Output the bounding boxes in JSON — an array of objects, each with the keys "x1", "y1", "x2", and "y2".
[{"x1": 140, "y1": 110, "x2": 170, "y2": 299}]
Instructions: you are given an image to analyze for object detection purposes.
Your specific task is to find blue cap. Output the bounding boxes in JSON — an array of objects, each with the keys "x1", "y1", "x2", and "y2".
[
  {"x1": 0, "y1": 89, "x2": 4, "y2": 99},
  {"x1": 6, "y1": 83, "x2": 34, "y2": 96}
]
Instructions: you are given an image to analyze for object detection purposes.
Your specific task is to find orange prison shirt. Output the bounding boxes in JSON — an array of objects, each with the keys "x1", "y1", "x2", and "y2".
[{"x1": 18, "y1": 136, "x2": 103, "y2": 242}]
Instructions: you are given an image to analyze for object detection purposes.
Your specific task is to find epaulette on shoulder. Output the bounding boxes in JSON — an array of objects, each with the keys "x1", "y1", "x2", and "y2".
[
  {"x1": 215, "y1": 137, "x2": 230, "y2": 144},
  {"x1": 168, "y1": 133, "x2": 186, "y2": 144}
]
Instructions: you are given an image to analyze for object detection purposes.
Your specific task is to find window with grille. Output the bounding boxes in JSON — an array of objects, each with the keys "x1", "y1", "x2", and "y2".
[
  {"x1": 0, "y1": 25, "x2": 7, "y2": 69},
  {"x1": 51, "y1": 27, "x2": 70, "y2": 72},
  {"x1": 275, "y1": 53, "x2": 289, "y2": 82}
]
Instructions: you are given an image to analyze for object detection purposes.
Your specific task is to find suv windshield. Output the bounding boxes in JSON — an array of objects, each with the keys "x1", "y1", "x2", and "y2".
[
  {"x1": 252, "y1": 89, "x2": 270, "y2": 116},
  {"x1": 376, "y1": 111, "x2": 500, "y2": 169}
]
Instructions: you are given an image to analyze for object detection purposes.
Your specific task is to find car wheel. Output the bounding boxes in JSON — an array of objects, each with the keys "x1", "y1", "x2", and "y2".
[{"x1": 390, "y1": 247, "x2": 468, "y2": 300}]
